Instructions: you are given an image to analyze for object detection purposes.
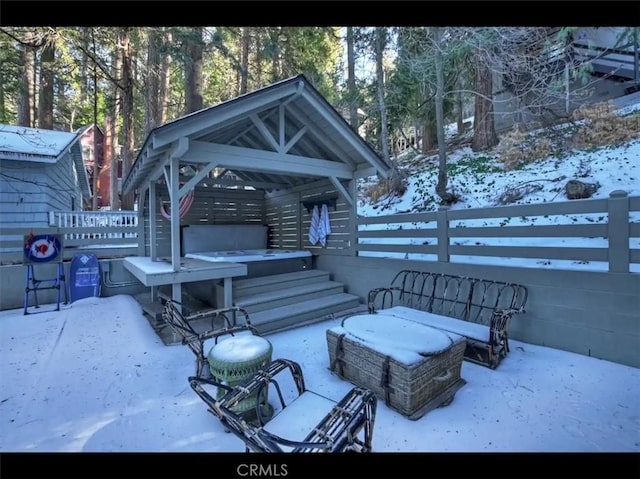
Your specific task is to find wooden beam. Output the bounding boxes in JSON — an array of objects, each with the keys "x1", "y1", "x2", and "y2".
[
  {"x1": 178, "y1": 165, "x2": 214, "y2": 197},
  {"x1": 162, "y1": 166, "x2": 172, "y2": 201},
  {"x1": 151, "y1": 82, "x2": 300, "y2": 150},
  {"x1": 207, "y1": 178, "x2": 288, "y2": 190},
  {"x1": 284, "y1": 105, "x2": 357, "y2": 169},
  {"x1": 172, "y1": 136, "x2": 190, "y2": 159},
  {"x1": 149, "y1": 181, "x2": 157, "y2": 261},
  {"x1": 184, "y1": 141, "x2": 354, "y2": 179},
  {"x1": 279, "y1": 104, "x2": 286, "y2": 150},
  {"x1": 283, "y1": 126, "x2": 307, "y2": 153},
  {"x1": 170, "y1": 156, "x2": 181, "y2": 277},
  {"x1": 250, "y1": 113, "x2": 280, "y2": 152},
  {"x1": 302, "y1": 90, "x2": 390, "y2": 177},
  {"x1": 328, "y1": 177, "x2": 353, "y2": 206},
  {"x1": 355, "y1": 165, "x2": 378, "y2": 179}
]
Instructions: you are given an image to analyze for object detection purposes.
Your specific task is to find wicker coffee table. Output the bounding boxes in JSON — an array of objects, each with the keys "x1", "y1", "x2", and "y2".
[{"x1": 327, "y1": 313, "x2": 466, "y2": 420}]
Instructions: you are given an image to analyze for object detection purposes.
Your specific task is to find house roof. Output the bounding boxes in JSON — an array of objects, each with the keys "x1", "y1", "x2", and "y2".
[
  {"x1": 121, "y1": 74, "x2": 390, "y2": 196},
  {"x1": 0, "y1": 124, "x2": 92, "y2": 198}
]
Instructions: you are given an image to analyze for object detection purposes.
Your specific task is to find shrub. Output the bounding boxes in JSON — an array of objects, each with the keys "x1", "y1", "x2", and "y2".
[
  {"x1": 495, "y1": 125, "x2": 553, "y2": 171},
  {"x1": 363, "y1": 167, "x2": 408, "y2": 204},
  {"x1": 571, "y1": 101, "x2": 640, "y2": 148}
]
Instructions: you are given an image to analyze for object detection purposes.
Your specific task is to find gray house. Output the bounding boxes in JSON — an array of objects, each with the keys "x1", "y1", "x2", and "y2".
[{"x1": 0, "y1": 124, "x2": 92, "y2": 230}]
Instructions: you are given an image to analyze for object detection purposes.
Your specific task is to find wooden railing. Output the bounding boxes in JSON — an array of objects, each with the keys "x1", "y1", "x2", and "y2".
[
  {"x1": 357, "y1": 190, "x2": 639, "y2": 273},
  {"x1": 0, "y1": 210, "x2": 141, "y2": 264},
  {"x1": 48, "y1": 210, "x2": 138, "y2": 239}
]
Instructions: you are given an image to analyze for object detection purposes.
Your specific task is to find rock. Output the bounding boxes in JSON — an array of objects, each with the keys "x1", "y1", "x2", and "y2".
[{"x1": 565, "y1": 180, "x2": 599, "y2": 199}]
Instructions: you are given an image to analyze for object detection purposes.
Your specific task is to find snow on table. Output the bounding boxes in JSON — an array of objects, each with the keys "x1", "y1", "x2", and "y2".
[{"x1": 329, "y1": 313, "x2": 461, "y2": 365}]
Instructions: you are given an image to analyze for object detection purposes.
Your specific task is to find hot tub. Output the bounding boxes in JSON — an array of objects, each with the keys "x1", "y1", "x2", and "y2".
[
  {"x1": 186, "y1": 249, "x2": 312, "y2": 263},
  {"x1": 180, "y1": 225, "x2": 313, "y2": 305},
  {"x1": 185, "y1": 249, "x2": 312, "y2": 277},
  {"x1": 183, "y1": 248, "x2": 313, "y2": 309}
]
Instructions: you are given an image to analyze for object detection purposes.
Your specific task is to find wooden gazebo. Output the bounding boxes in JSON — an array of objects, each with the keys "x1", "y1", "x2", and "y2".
[{"x1": 121, "y1": 75, "x2": 390, "y2": 330}]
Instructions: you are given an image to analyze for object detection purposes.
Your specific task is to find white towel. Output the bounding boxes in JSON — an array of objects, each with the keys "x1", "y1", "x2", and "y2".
[
  {"x1": 318, "y1": 203, "x2": 332, "y2": 247},
  {"x1": 309, "y1": 205, "x2": 320, "y2": 245}
]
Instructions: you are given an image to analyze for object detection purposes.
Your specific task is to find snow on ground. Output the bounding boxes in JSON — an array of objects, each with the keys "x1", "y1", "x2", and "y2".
[
  {"x1": 0, "y1": 295, "x2": 638, "y2": 452},
  {"x1": 357, "y1": 101, "x2": 640, "y2": 272}
]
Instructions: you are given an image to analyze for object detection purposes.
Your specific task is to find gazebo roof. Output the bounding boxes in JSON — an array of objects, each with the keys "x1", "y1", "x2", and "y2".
[{"x1": 121, "y1": 74, "x2": 390, "y2": 197}]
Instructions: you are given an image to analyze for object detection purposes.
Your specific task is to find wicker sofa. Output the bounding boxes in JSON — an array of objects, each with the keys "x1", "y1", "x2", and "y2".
[{"x1": 366, "y1": 270, "x2": 528, "y2": 369}]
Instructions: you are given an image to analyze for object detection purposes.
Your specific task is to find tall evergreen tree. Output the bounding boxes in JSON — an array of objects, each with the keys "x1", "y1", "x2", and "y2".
[{"x1": 38, "y1": 29, "x2": 56, "y2": 129}]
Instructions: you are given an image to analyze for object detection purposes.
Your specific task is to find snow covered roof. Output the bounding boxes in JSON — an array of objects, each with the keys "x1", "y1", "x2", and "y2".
[
  {"x1": 0, "y1": 124, "x2": 80, "y2": 162},
  {"x1": 0, "y1": 124, "x2": 92, "y2": 197}
]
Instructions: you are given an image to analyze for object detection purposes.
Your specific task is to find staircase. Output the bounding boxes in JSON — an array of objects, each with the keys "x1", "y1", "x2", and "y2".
[{"x1": 215, "y1": 269, "x2": 361, "y2": 335}]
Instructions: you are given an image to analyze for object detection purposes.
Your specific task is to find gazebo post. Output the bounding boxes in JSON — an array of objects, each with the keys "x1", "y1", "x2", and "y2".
[
  {"x1": 149, "y1": 181, "x2": 157, "y2": 261},
  {"x1": 169, "y1": 155, "x2": 182, "y2": 304}
]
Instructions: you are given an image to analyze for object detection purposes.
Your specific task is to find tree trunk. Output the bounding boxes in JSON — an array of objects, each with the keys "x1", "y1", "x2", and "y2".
[
  {"x1": 374, "y1": 27, "x2": 405, "y2": 195},
  {"x1": 346, "y1": 27, "x2": 358, "y2": 130},
  {"x1": 80, "y1": 27, "x2": 90, "y2": 104},
  {"x1": 38, "y1": 32, "x2": 55, "y2": 130},
  {"x1": 91, "y1": 29, "x2": 100, "y2": 211},
  {"x1": 109, "y1": 33, "x2": 123, "y2": 211},
  {"x1": 375, "y1": 27, "x2": 390, "y2": 162},
  {"x1": 271, "y1": 27, "x2": 280, "y2": 82},
  {"x1": 120, "y1": 27, "x2": 135, "y2": 210},
  {"x1": 434, "y1": 27, "x2": 455, "y2": 204},
  {"x1": 159, "y1": 28, "x2": 172, "y2": 124},
  {"x1": 240, "y1": 27, "x2": 250, "y2": 94},
  {"x1": 18, "y1": 32, "x2": 35, "y2": 127},
  {"x1": 185, "y1": 27, "x2": 204, "y2": 114},
  {"x1": 104, "y1": 115, "x2": 115, "y2": 209},
  {"x1": 472, "y1": 52, "x2": 498, "y2": 152},
  {"x1": 91, "y1": 123, "x2": 99, "y2": 211},
  {"x1": 145, "y1": 28, "x2": 162, "y2": 135},
  {"x1": 422, "y1": 119, "x2": 435, "y2": 153},
  {"x1": 255, "y1": 32, "x2": 262, "y2": 86},
  {"x1": 0, "y1": 70, "x2": 5, "y2": 123},
  {"x1": 456, "y1": 74, "x2": 464, "y2": 135}
]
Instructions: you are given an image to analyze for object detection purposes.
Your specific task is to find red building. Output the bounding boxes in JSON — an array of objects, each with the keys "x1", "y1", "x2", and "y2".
[{"x1": 79, "y1": 124, "x2": 122, "y2": 210}]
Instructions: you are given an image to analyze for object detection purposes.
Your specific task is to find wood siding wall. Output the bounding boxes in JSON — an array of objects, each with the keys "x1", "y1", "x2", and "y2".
[
  {"x1": 0, "y1": 152, "x2": 83, "y2": 230},
  {"x1": 317, "y1": 254, "x2": 640, "y2": 368},
  {"x1": 265, "y1": 180, "x2": 354, "y2": 255},
  {"x1": 142, "y1": 186, "x2": 266, "y2": 257}
]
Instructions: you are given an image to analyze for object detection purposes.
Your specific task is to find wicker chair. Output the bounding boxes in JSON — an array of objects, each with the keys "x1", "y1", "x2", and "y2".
[
  {"x1": 162, "y1": 299, "x2": 267, "y2": 378},
  {"x1": 189, "y1": 358, "x2": 378, "y2": 453}
]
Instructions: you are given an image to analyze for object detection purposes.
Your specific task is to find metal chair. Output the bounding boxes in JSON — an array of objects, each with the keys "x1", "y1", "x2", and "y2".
[
  {"x1": 161, "y1": 299, "x2": 265, "y2": 378},
  {"x1": 189, "y1": 358, "x2": 378, "y2": 453}
]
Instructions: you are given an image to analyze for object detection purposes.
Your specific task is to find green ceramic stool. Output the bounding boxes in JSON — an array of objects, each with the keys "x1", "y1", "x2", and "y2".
[{"x1": 208, "y1": 334, "x2": 273, "y2": 418}]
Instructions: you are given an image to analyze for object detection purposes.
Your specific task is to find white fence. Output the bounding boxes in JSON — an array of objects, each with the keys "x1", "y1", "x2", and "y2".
[
  {"x1": 48, "y1": 210, "x2": 139, "y2": 240},
  {"x1": 0, "y1": 210, "x2": 141, "y2": 264}
]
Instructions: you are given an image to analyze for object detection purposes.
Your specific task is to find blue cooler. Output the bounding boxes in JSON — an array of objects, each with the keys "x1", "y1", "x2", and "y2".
[{"x1": 69, "y1": 253, "x2": 101, "y2": 303}]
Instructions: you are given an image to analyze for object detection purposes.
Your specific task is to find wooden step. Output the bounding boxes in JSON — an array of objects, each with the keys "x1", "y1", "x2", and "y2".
[
  {"x1": 157, "y1": 286, "x2": 211, "y2": 316},
  {"x1": 134, "y1": 293, "x2": 165, "y2": 323},
  {"x1": 215, "y1": 269, "x2": 330, "y2": 305},
  {"x1": 250, "y1": 293, "x2": 362, "y2": 335},
  {"x1": 234, "y1": 280, "x2": 345, "y2": 313}
]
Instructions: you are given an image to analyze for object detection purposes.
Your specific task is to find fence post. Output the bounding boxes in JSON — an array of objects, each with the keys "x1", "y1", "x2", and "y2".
[
  {"x1": 608, "y1": 190, "x2": 629, "y2": 273},
  {"x1": 437, "y1": 206, "x2": 450, "y2": 263}
]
